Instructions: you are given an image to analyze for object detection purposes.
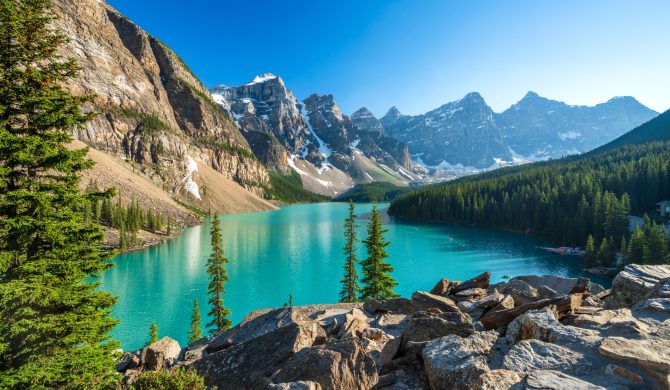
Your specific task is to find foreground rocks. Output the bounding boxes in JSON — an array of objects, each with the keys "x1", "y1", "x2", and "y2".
[{"x1": 116, "y1": 264, "x2": 670, "y2": 389}]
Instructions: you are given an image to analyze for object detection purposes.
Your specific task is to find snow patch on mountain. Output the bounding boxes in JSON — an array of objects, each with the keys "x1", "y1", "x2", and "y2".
[
  {"x1": 182, "y1": 155, "x2": 201, "y2": 200},
  {"x1": 246, "y1": 73, "x2": 278, "y2": 85}
]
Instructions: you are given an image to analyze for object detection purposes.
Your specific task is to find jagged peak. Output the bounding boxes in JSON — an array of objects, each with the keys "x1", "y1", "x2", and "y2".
[
  {"x1": 384, "y1": 106, "x2": 402, "y2": 117},
  {"x1": 246, "y1": 73, "x2": 280, "y2": 85},
  {"x1": 351, "y1": 107, "x2": 375, "y2": 119}
]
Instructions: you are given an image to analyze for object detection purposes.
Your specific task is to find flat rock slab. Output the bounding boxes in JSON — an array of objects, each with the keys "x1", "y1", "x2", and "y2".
[
  {"x1": 599, "y1": 336, "x2": 670, "y2": 388},
  {"x1": 411, "y1": 291, "x2": 461, "y2": 313},
  {"x1": 524, "y1": 370, "x2": 605, "y2": 390},
  {"x1": 502, "y1": 340, "x2": 586, "y2": 374}
]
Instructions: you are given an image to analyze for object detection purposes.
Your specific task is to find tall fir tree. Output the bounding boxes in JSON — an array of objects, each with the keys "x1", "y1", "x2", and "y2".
[
  {"x1": 584, "y1": 234, "x2": 596, "y2": 268},
  {"x1": 360, "y1": 206, "x2": 398, "y2": 300},
  {"x1": 188, "y1": 300, "x2": 203, "y2": 344},
  {"x1": 340, "y1": 200, "x2": 360, "y2": 302},
  {"x1": 0, "y1": 0, "x2": 119, "y2": 387},
  {"x1": 206, "y1": 214, "x2": 232, "y2": 335}
]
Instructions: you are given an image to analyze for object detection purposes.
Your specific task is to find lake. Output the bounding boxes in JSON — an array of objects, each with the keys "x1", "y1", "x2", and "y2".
[{"x1": 100, "y1": 202, "x2": 607, "y2": 350}]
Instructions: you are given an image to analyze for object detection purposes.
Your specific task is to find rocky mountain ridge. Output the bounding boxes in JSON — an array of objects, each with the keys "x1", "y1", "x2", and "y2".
[
  {"x1": 382, "y1": 91, "x2": 658, "y2": 170},
  {"x1": 53, "y1": 0, "x2": 275, "y2": 219},
  {"x1": 117, "y1": 263, "x2": 670, "y2": 389},
  {"x1": 212, "y1": 75, "x2": 416, "y2": 196}
]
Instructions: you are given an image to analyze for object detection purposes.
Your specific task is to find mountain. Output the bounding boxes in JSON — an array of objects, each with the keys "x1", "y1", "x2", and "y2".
[
  {"x1": 384, "y1": 92, "x2": 509, "y2": 168},
  {"x1": 383, "y1": 92, "x2": 658, "y2": 169},
  {"x1": 52, "y1": 0, "x2": 276, "y2": 219},
  {"x1": 212, "y1": 77, "x2": 416, "y2": 196},
  {"x1": 589, "y1": 109, "x2": 670, "y2": 154},
  {"x1": 389, "y1": 109, "x2": 670, "y2": 250}
]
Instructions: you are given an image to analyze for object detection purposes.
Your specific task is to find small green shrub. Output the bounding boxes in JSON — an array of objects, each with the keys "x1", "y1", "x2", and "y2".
[{"x1": 131, "y1": 368, "x2": 205, "y2": 390}]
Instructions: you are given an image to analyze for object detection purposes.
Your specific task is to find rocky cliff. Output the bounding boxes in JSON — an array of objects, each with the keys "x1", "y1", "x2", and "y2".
[
  {"x1": 117, "y1": 264, "x2": 670, "y2": 390},
  {"x1": 52, "y1": 0, "x2": 274, "y2": 215}
]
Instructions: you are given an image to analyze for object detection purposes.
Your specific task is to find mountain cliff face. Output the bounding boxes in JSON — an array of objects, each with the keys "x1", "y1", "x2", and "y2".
[
  {"x1": 52, "y1": 0, "x2": 273, "y2": 214},
  {"x1": 212, "y1": 76, "x2": 415, "y2": 196},
  {"x1": 383, "y1": 92, "x2": 657, "y2": 169}
]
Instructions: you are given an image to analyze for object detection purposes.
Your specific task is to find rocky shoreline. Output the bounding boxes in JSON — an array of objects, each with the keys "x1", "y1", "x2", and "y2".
[{"x1": 116, "y1": 264, "x2": 670, "y2": 389}]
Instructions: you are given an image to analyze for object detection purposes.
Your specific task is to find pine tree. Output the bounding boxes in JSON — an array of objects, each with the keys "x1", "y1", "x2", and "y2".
[
  {"x1": 206, "y1": 215, "x2": 232, "y2": 335},
  {"x1": 360, "y1": 206, "x2": 398, "y2": 300},
  {"x1": 627, "y1": 227, "x2": 645, "y2": 263},
  {"x1": 619, "y1": 236, "x2": 628, "y2": 265},
  {"x1": 584, "y1": 234, "x2": 596, "y2": 268},
  {"x1": 147, "y1": 322, "x2": 159, "y2": 346},
  {"x1": 340, "y1": 200, "x2": 360, "y2": 302},
  {"x1": 188, "y1": 300, "x2": 203, "y2": 345},
  {"x1": 0, "y1": 1, "x2": 118, "y2": 387}
]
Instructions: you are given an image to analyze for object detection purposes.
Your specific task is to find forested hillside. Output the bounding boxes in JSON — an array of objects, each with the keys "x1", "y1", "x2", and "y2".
[{"x1": 388, "y1": 111, "x2": 670, "y2": 252}]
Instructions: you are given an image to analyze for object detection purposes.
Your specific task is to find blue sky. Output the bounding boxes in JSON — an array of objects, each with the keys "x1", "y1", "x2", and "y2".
[{"x1": 107, "y1": 0, "x2": 670, "y2": 117}]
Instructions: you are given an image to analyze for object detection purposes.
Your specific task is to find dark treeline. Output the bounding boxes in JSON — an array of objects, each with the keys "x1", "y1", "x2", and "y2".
[
  {"x1": 83, "y1": 181, "x2": 170, "y2": 249},
  {"x1": 389, "y1": 141, "x2": 670, "y2": 253}
]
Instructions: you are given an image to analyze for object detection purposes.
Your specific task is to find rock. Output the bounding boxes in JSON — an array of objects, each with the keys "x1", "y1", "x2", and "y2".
[
  {"x1": 607, "y1": 264, "x2": 670, "y2": 309},
  {"x1": 361, "y1": 328, "x2": 402, "y2": 370},
  {"x1": 478, "y1": 369, "x2": 523, "y2": 389},
  {"x1": 502, "y1": 340, "x2": 586, "y2": 374},
  {"x1": 455, "y1": 288, "x2": 488, "y2": 299},
  {"x1": 523, "y1": 370, "x2": 605, "y2": 389},
  {"x1": 572, "y1": 308, "x2": 652, "y2": 335},
  {"x1": 115, "y1": 351, "x2": 140, "y2": 372},
  {"x1": 648, "y1": 278, "x2": 670, "y2": 299},
  {"x1": 183, "y1": 338, "x2": 209, "y2": 362},
  {"x1": 502, "y1": 279, "x2": 539, "y2": 305},
  {"x1": 599, "y1": 336, "x2": 670, "y2": 388},
  {"x1": 411, "y1": 291, "x2": 461, "y2": 313},
  {"x1": 272, "y1": 337, "x2": 378, "y2": 390},
  {"x1": 268, "y1": 381, "x2": 323, "y2": 390},
  {"x1": 475, "y1": 291, "x2": 505, "y2": 310},
  {"x1": 505, "y1": 307, "x2": 559, "y2": 344},
  {"x1": 430, "y1": 278, "x2": 452, "y2": 296},
  {"x1": 365, "y1": 298, "x2": 423, "y2": 315},
  {"x1": 488, "y1": 295, "x2": 515, "y2": 314},
  {"x1": 206, "y1": 307, "x2": 310, "y2": 353},
  {"x1": 452, "y1": 272, "x2": 491, "y2": 294},
  {"x1": 189, "y1": 322, "x2": 322, "y2": 389},
  {"x1": 537, "y1": 285, "x2": 561, "y2": 300},
  {"x1": 338, "y1": 308, "x2": 370, "y2": 338},
  {"x1": 403, "y1": 311, "x2": 475, "y2": 348},
  {"x1": 311, "y1": 309, "x2": 351, "y2": 328},
  {"x1": 605, "y1": 364, "x2": 644, "y2": 384},
  {"x1": 480, "y1": 294, "x2": 583, "y2": 330},
  {"x1": 422, "y1": 330, "x2": 498, "y2": 390},
  {"x1": 369, "y1": 313, "x2": 410, "y2": 338},
  {"x1": 573, "y1": 306, "x2": 602, "y2": 315},
  {"x1": 513, "y1": 275, "x2": 604, "y2": 296},
  {"x1": 141, "y1": 337, "x2": 182, "y2": 371},
  {"x1": 636, "y1": 298, "x2": 670, "y2": 312},
  {"x1": 569, "y1": 277, "x2": 591, "y2": 294}
]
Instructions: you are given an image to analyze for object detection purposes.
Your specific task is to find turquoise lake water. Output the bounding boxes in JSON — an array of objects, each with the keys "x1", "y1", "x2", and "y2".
[{"x1": 100, "y1": 202, "x2": 608, "y2": 350}]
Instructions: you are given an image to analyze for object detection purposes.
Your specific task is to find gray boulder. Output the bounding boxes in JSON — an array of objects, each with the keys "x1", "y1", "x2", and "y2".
[
  {"x1": 599, "y1": 336, "x2": 670, "y2": 389},
  {"x1": 140, "y1": 337, "x2": 181, "y2": 371},
  {"x1": 189, "y1": 322, "x2": 322, "y2": 389},
  {"x1": 403, "y1": 310, "x2": 475, "y2": 348},
  {"x1": 606, "y1": 264, "x2": 670, "y2": 309},
  {"x1": 502, "y1": 340, "x2": 587, "y2": 374},
  {"x1": 272, "y1": 337, "x2": 378, "y2": 390},
  {"x1": 206, "y1": 307, "x2": 310, "y2": 353},
  {"x1": 422, "y1": 330, "x2": 499, "y2": 390}
]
